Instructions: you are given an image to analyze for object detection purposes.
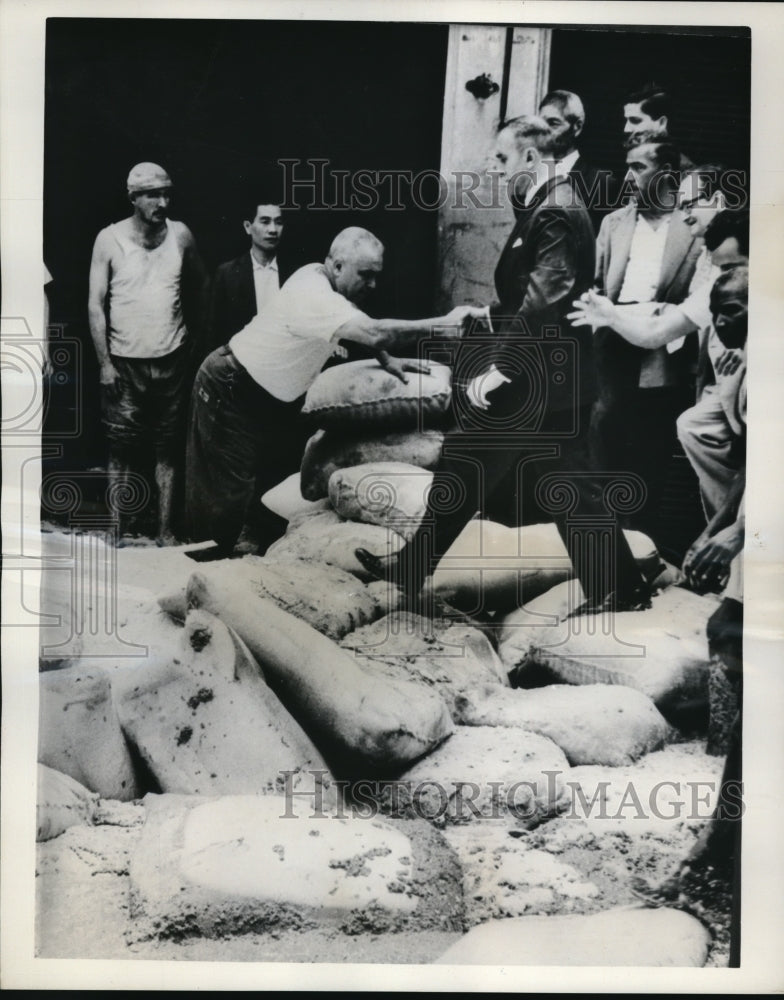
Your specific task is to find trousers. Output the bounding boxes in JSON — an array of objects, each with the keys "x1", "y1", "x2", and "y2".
[
  {"x1": 395, "y1": 379, "x2": 649, "y2": 606},
  {"x1": 185, "y1": 345, "x2": 306, "y2": 550},
  {"x1": 677, "y1": 385, "x2": 744, "y2": 522}
]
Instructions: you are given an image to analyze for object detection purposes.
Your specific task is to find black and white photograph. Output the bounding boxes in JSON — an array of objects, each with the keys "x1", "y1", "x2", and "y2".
[{"x1": 2, "y1": 0, "x2": 783, "y2": 991}]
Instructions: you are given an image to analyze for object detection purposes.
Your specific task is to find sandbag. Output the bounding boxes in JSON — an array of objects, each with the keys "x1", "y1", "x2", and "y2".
[
  {"x1": 38, "y1": 664, "x2": 140, "y2": 800},
  {"x1": 430, "y1": 520, "x2": 661, "y2": 614},
  {"x1": 265, "y1": 517, "x2": 405, "y2": 581},
  {"x1": 302, "y1": 358, "x2": 452, "y2": 430},
  {"x1": 300, "y1": 428, "x2": 444, "y2": 501},
  {"x1": 158, "y1": 555, "x2": 385, "y2": 640},
  {"x1": 499, "y1": 581, "x2": 716, "y2": 710},
  {"x1": 371, "y1": 726, "x2": 569, "y2": 827},
  {"x1": 185, "y1": 571, "x2": 454, "y2": 777},
  {"x1": 129, "y1": 794, "x2": 464, "y2": 940},
  {"x1": 329, "y1": 462, "x2": 433, "y2": 540},
  {"x1": 435, "y1": 907, "x2": 711, "y2": 966},
  {"x1": 37, "y1": 764, "x2": 99, "y2": 841},
  {"x1": 454, "y1": 682, "x2": 672, "y2": 766},
  {"x1": 113, "y1": 609, "x2": 334, "y2": 799},
  {"x1": 260, "y1": 472, "x2": 331, "y2": 523},
  {"x1": 341, "y1": 612, "x2": 507, "y2": 718}
]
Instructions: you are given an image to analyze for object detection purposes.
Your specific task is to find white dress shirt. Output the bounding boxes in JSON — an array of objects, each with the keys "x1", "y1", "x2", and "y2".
[
  {"x1": 251, "y1": 252, "x2": 280, "y2": 315},
  {"x1": 618, "y1": 213, "x2": 672, "y2": 304}
]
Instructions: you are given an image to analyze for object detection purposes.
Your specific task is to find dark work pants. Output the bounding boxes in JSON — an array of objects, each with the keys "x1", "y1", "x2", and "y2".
[
  {"x1": 395, "y1": 379, "x2": 649, "y2": 607},
  {"x1": 185, "y1": 346, "x2": 307, "y2": 551},
  {"x1": 590, "y1": 327, "x2": 695, "y2": 536}
]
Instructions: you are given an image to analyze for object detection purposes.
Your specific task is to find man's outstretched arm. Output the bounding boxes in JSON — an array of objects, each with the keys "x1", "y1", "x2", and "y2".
[
  {"x1": 333, "y1": 304, "x2": 484, "y2": 353},
  {"x1": 568, "y1": 289, "x2": 698, "y2": 349}
]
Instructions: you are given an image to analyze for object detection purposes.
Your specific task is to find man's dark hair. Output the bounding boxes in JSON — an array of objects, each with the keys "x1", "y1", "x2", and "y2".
[
  {"x1": 709, "y1": 265, "x2": 749, "y2": 343},
  {"x1": 711, "y1": 263, "x2": 748, "y2": 298},
  {"x1": 243, "y1": 196, "x2": 284, "y2": 224},
  {"x1": 704, "y1": 209, "x2": 750, "y2": 257},
  {"x1": 682, "y1": 164, "x2": 727, "y2": 202},
  {"x1": 538, "y1": 89, "x2": 585, "y2": 128},
  {"x1": 630, "y1": 139, "x2": 681, "y2": 177},
  {"x1": 625, "y1": 82, "x2": 671, "y2": 121}
]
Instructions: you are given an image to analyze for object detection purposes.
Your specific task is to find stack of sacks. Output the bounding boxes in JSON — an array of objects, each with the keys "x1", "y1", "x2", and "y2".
[
  {"x1": 182, "y1": 569, "x2": 455, "y2": 778},
  {"x1": 158, "y1": 554, "x2": 391, "y2": 640},
  {"x1": 298, "y1": 358, "x2": 453, "y2": 500},
  {"x1": 498, "y1": 578, "x2": 717, "y2": 715},
  {"x1": 266, "y1": 460, "x2": 661, "y2": 616},
  {"x1": 113, "y1": 607, "x2": 337, "y2": 800}
]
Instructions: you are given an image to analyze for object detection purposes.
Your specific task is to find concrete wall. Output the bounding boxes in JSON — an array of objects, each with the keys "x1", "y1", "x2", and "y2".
[{"x1": 437, "y1": 25, "x2": 551, "y2": 310}]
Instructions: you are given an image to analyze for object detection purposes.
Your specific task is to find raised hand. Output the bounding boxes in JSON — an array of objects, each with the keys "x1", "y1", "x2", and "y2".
[{"x1": 567, "y1": 289, "x2": 616, "y2": 330}]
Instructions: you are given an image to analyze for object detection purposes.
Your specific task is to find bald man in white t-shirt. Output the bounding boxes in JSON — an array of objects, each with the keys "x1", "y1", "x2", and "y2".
[{"x1": 185, "y1": 227, "x2": 483, "y2": 557}]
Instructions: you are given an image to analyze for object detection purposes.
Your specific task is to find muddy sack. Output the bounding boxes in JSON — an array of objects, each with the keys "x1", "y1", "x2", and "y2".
[
  {"x1": 300, "y1": 428, "x2": 444, "y2": 501},
  {"x1": 302, "y1": 358, "x2": 452, "y2": 430}
]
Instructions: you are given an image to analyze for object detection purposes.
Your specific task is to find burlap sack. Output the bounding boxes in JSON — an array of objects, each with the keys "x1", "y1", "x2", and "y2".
[
  {"x1": 498, "y1": 581, "x2": 716, "y2": 710},
  {"x1": 260, "y1": 472, "x2": 331, "y2": 523},
  {"x1": 328, "y1": 462, "x2": 433, "y2": 540},
  {"x1": 158, "y1": 555, "x2": 386, "y2": 640},
  {"x1": 37, "y1": 764, "x2": 99, "y2": 841},
  {"x1": 300, "y1": 428, "x2": 444, "y2": 500},
  {"x1": 264, "y1": 518, "x2": 405, "y2": 581},
  {"x1": 302, "y1": 358, "x2": 452, "y2": 430},
  {"x1": 186, "y1": 572, "x2": 454, "y2": 777}
]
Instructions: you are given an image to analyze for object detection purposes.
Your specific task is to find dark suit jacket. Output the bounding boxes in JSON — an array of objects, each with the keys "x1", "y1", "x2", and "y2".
[
  {"x1": 595, "y1": 203, "x2": 703, "y2": 388},
  {"x1": 207, "y1": 251, "x2": 289, "y2": 355},
  {"x1": 489, "y1": 174, "x2": 597, "y2": 417},
  {"x1": 566, "y1": 156, "x2": 618, "y2": 232}
]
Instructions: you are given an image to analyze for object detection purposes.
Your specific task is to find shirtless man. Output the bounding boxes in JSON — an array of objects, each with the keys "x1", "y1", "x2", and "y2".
[{"x1": 88, "y1": 162, "x2": 208, "y2": 545}]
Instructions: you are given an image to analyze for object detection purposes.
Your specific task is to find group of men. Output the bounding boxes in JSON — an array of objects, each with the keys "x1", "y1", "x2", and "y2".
[
  {"x1": 86, "y1": 81, "x2": 748, "y2": 621},
  {"x1": 85, "y1": 81, "x2": 748, "y2": 951}
]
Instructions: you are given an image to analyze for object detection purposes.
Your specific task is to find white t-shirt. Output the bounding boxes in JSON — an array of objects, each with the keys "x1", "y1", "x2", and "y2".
[
  {"x1": 618, "y1": 214, "x2": 672, "y2": 304},
  {"x1": 230, "y1": 262, "x2": 365, "y2": 401}
]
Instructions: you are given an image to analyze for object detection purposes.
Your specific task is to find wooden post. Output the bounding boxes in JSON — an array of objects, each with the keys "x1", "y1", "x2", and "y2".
[{"x1": 437, "y1": 24, "x2": 552, "y2": 310}]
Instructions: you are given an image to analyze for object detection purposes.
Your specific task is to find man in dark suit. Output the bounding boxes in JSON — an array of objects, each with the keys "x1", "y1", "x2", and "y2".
[
  {"x1": 538, "y1": 89, "x2": 617, "y2": 231},
  {"x1": 590, "y1": 140, "x2": 703, "y2": 538},
  {"x1": 356, "y1": 115, "x2": 651, "y2": 615},
  {"x1": 207, "y1": 198, "x2": 288, "y2": 354}
]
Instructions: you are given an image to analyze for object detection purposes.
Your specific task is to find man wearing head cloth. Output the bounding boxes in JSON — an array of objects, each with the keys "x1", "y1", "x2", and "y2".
[{"x1": 88, "y1": 162, "x2": 208, "y2": 545}]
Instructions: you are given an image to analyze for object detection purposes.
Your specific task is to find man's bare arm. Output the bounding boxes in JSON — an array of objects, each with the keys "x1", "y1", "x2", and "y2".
[
  {"x1": 568, "y1": 290, "x2": 698, "y2": 349},
  {"x1": 87, "y1": 230, "x2": 121, "y2": 395},
  {"x1": 334, "y1": 305, "x2": 484, "y2": 353}
]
